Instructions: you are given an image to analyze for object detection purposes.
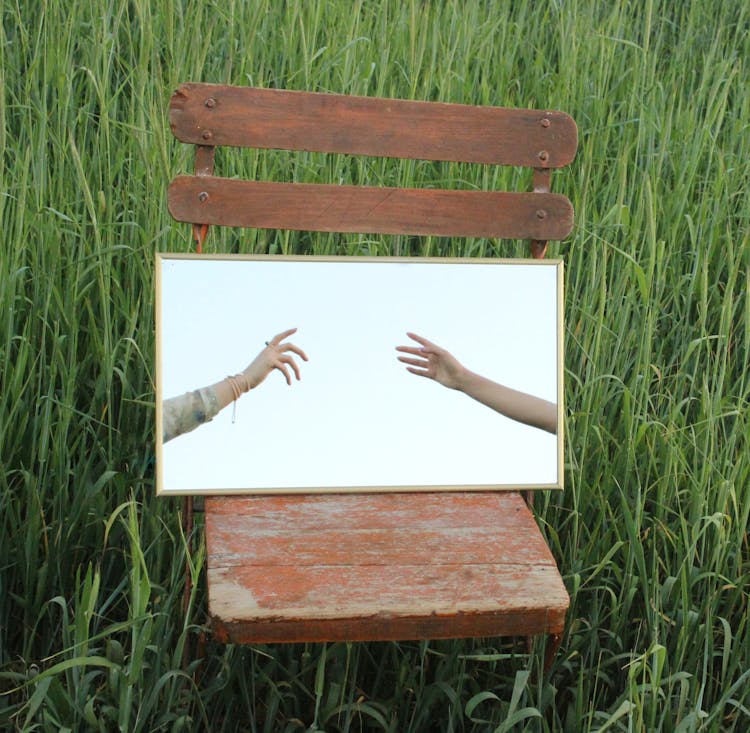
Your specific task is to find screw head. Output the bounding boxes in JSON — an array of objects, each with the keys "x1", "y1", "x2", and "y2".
[
  {"x1": 201, "y1": 130, "x2": 213, "y2": 140},
  {"x1": 536, "y1": 209, "x2": 547, "y2": 219},
  {"x1": 538, "y1": 150, "x2": 549, "y2": 162},
  {"x1": 204, "y1": 97, "x2": 216, "y2": 108},
  {"x1": 198, "y1": 192, "x2": 209, "y2": 202},
  {"x1": 540, "y1": 118, "x2": 551, "y2": 128}
]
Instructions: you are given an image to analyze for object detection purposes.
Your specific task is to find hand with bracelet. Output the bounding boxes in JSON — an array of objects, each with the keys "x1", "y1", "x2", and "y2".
[
  {"x1": 162, "y1": 328, "x2": 308, "y2": 443},
  {"x1": 395, "y1": 331, "x2": 557, "y2": 435}
]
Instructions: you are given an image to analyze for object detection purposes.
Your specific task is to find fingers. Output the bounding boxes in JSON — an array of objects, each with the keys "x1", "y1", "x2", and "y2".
[
  {"x1": 395, "y1": 345, "x2": 425, "y2": 356},
  {"x1": 278, "y1": 342, "x2": 309, "y2": 361},
  {"x1": 273, "y1": 359, "x2": 293, "y2": 385},
  {"x1": 397, "y1": 355, "x2": 430, "y2": 368},
  {"x1": 266, "y1": 353, "x2": 303, "y2": 385},
  {"x1": 406, "y1": 332, "x2": 438, "y2": 350},
  {"x1": 406, "y1": 366, "x2": 431, "y2": 378},
  {"x1": 397, "y1": 354, "x2": 435, "y2": 380},
  {"x1": 269, "y1": 327, "x2": 297, "y2": 345},
  {"x1": 397, "y1": 333, "x2": 438, "y2": 379},
  {"x1": 279, "y1": 353, "x2": 301, "y2": 382},
  {"x1": 267, "y1": 328, "x2": 309, "y2": 362},
  {"x1": 397, "y1": 333, "x2": 442, "y2": 359},
  {"x1": 250, "y1": 328, "x2": 307, "y2": 386}
]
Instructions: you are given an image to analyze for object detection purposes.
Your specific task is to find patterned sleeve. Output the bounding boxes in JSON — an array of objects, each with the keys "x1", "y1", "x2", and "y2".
[{"x1": 162, "y1": 386, "x2": 221, "y2": 443}]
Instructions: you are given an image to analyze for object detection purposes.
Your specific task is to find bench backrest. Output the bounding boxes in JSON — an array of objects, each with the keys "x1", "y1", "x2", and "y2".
[{"x1": 168, "y1": 83, "x2": 576, "y2": 251}]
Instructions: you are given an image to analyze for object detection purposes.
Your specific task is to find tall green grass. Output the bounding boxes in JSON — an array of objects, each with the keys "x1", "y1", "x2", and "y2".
[{"x1": 1, "y1": 0, "x2": 749, "y2": 730}]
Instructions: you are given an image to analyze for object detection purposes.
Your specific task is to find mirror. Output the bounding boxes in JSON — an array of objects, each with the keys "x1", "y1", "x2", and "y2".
[{"x1": 155, "y1": 254, "x2": 563, "y2": 494}]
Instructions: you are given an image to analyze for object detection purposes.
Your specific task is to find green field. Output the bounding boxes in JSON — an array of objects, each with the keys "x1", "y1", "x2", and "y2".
[{"x1": 1, "y1": 1, "x2": 749, "y2": 730}]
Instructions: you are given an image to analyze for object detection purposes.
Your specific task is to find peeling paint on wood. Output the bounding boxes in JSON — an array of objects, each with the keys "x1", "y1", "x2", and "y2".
[{"x1": 206, "y1": 491, "x2": 568, "y2": 642}]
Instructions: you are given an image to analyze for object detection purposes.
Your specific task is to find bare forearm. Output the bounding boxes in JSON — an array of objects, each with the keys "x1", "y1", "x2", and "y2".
[
  {"x1": 454, "y1": 369, "x2": 557, "y2": 434},
  {"x1": 210, "y1": 374, "x2": 248, "y2": 411}
]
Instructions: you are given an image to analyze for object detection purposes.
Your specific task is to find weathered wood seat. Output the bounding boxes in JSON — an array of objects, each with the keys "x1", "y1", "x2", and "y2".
[
  {"x1": 167, "y1": 83, "x2": 576, "y2": 661},
  {"x1": 206, "y1": 493, "x2": 569, "y2": 646}
]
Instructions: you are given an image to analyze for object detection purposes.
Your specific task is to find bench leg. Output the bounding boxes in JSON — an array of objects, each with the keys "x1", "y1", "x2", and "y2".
[
  {"x1": 182, "y1": 496, "x2": 193, "y2": 669},
  {"x1": 526, "y1": 632, "x2": 563, "y2": 674},
  {"x1": 543, "y1": 633, "x2": 563, "y2": 673}
]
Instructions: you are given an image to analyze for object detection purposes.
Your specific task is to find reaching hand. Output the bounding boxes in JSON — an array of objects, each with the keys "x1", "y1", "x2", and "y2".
[
  {"x1": 396, "y1": 331, "x2": 557, "y2": 433},
  {"x1": 395, "y1": 332, "x2": 466, "y2": 390},
  {"x1": 242, "y1": 328, "x2": 308, "y2": 389}
]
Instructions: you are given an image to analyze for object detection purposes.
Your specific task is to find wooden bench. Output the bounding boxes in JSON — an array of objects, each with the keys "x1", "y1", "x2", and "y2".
[{"x1": 167, "y1": 83, "x2": 576, "y2": 664}]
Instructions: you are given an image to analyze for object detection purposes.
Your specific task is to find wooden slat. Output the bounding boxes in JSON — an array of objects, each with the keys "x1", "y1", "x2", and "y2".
[
  {"x1": 168, "y1": 175, "x2": 574, "y2": 240},
  {"x1": 210, "y1": 527, "x2": 543, "y2": 567},
  {"x1": 205, "y1": 492, "x2": 569, "y2": 643},
  {"x1": 170, "y1": 83, "x2": 577, "y2": 168},
  {"x1": 204, "y1": 490, "x2": 522, "y2": 523},
  {"x1": 209, "y1": 565, "x2": 566, "y2": 620},
  {"x1": 213, "y1": 606, "x2": 566, "y2": 645}
]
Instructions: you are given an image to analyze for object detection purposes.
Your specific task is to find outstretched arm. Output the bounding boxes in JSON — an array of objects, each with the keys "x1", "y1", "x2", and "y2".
[
  {"x1": 163, "y1": 328, "x2": 308, "y2": 443},
  {"x1": 396, "y1": 331, "x2": 557, "y2": 434}
]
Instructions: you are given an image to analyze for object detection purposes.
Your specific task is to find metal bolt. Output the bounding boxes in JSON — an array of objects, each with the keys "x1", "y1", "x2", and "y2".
[
  {"x1": 205, "y1": 97, "x2": 216, "y2": 108},
  {"x1": 201, "y1": 130, "x2": 213, "y2": 140},
  {"x1": 538, "y1": 150, "x2": 549, "y2": 162},
  {"x1": 198, "y1": 192, "x2": 209, "y2": 202},
  {"x1": 540, "y1": 118, "x2": 551, "y2": 128},
  {"x1": 536, "y1": 209, "x2": 547, "y2": 220}
]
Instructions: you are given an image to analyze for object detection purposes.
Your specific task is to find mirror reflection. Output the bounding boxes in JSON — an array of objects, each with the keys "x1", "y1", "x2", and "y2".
[{"x1": 156, "y1": 255, "x2": 563, "y2": 494}]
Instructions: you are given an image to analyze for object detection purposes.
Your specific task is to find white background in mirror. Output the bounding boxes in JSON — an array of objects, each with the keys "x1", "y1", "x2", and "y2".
[{"x1": 158, "y1": 257, "x2": 560, "y2": 492}]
